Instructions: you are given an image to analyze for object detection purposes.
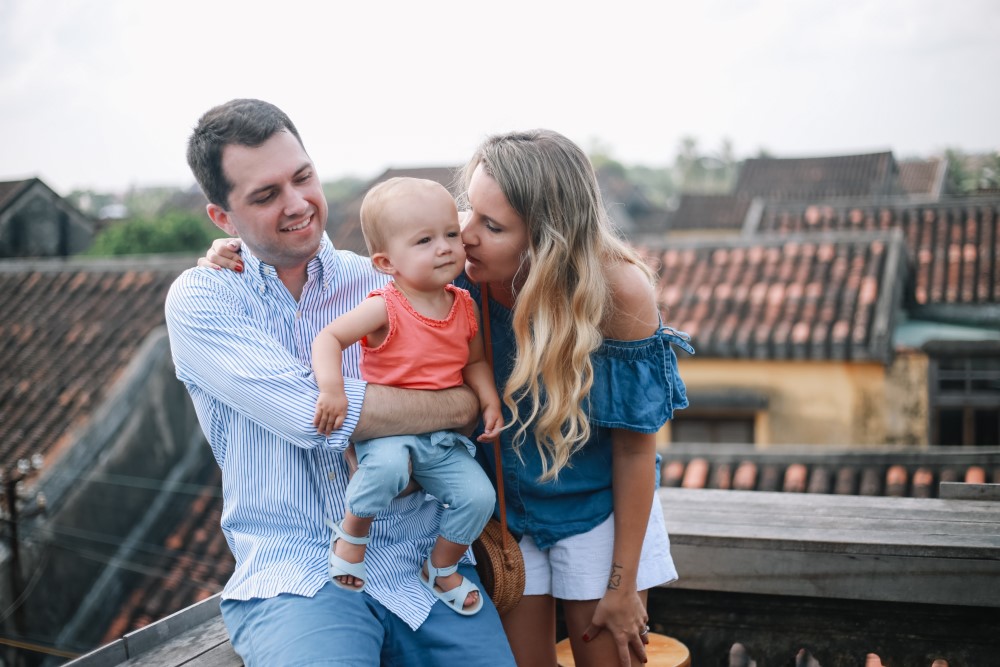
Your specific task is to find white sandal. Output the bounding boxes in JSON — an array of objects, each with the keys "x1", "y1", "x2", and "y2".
[
  {"x1": 419, "y1": 553, "x2": 484, "y2": 616},
  {"x1": 327, "y1": 519, "x2": 369, "y2": 593}
]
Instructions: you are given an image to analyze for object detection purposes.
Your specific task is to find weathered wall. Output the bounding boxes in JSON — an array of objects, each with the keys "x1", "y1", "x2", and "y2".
[{"x1": 672, "y1": 356, "x2": 928, "y2": 447}]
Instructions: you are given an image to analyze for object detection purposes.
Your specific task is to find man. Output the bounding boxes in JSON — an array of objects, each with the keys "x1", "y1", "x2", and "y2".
[{"x1": 165, "y1": 99, "x2": 515, "y2": 665}]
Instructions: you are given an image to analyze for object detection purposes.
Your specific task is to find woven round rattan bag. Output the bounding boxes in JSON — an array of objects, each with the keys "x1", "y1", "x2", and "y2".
[{"x1": 472, "y1": 519, "x2": 525, "y2": 616}]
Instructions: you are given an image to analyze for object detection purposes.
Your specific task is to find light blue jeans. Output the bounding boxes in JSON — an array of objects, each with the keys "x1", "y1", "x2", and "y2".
[
  {"x1": 349, "y1": 431, "x2": 495, "y2": 545},
  {"x1": 221, "y1": 574, "x2": 516, "y2": 666}
]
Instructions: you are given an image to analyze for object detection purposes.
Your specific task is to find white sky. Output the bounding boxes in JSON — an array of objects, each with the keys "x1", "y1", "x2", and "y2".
[{"x1": 1, "y1": 0, "x2": 998, "y2": 194}]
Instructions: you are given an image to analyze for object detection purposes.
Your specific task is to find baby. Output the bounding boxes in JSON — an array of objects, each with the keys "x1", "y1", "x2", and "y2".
[{"x1": 312, "y1": 177, "x2": 500, "y2": 615}]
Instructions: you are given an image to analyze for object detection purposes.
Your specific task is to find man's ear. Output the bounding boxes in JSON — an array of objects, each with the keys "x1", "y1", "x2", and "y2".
[
  {"x1": 207, "y1": 203, "x2": 238, "y2": 236},
  {"x1": 370, "y1": 252, "x2": 395, "y2": 275}
]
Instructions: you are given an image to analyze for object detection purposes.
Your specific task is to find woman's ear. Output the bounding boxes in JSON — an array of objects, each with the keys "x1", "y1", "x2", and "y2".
[{"x1": 370, "y1": 252, "x2": 395, "y2": 275}]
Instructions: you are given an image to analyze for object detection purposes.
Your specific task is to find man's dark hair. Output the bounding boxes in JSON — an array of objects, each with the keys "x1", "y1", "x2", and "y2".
[{"x1": 186, "y1": 99, "x2": 304, "y2": 210}]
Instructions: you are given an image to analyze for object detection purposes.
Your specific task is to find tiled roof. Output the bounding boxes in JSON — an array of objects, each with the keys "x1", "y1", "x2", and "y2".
[
  {"x1": 669, "y1": 194, "x2": 753, "y2": 232},
  {"x1": 0, "y1": 178, "x2": 35, "y2": 212},
  {"x1": 659, "y1": 447, "x2": 1000, "y2": 498},
  {"x1": 100, "y1": 467, "x2": 232, "y2": 643},
  {"x1": 644, "y1": 231, "x2": 905, "y2": 361},
  {"x1": 897, "y1": 157, "x2": 947, "y2": 198},
  {"x1": 734, "y1": 152, "x2": 901, "y2": 200},
  {"x1": 0, "y1": 258, "x2": 191, "y2": 469},
  {"x1": 331, "y1": 167, "x2": 460, "y2": 256},
  {"x1": 756, "y1": 198, "x2": 1000, "y2": 307}
]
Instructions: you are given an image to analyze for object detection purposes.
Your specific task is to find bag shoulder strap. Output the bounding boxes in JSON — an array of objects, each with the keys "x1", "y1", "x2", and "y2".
[{"x1": 479, "y1": 283, "x2": 512, "y2": 550}]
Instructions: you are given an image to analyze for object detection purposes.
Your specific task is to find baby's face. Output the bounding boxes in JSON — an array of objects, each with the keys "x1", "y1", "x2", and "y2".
[{"x1": 378, "y1": 186, "x2": 466, "y2": 290}]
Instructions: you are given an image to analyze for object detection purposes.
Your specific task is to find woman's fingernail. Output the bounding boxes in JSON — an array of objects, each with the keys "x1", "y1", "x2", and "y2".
[
  {"x1": 235, "y1": 263, "x2": 244, "y2": 273},
  {"x1": 582, "y1": 634, "x2": 590, "y2": 642}
]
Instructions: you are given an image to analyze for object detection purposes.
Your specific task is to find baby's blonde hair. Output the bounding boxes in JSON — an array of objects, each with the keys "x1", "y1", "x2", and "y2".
[
  {"x1": 462, "y1": 130, "x2": 653, "y2": 481},
  {"x1": 359, "y1": 177, "x2": 450, "y2": 256}
]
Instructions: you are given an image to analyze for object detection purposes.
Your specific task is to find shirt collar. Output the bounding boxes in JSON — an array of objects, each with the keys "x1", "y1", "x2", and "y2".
[{"x1": 240, "y1": 233, "x2": 339, "y2": 294}]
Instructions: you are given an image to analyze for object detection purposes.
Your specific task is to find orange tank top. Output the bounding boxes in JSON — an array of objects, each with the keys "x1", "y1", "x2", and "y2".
[{"x1": 360, "y1": 282, "x2": 478, "y2": 390}]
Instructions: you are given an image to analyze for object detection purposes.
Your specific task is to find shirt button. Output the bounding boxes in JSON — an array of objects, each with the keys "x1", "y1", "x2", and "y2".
[{"x1": 328, "y1": 471, "x2": 336, "y2": 481}]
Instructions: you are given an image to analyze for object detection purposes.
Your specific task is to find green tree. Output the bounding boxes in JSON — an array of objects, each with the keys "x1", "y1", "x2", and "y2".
[{"x1": 86, "y1": 211, "x2": 225, "y2": 256}]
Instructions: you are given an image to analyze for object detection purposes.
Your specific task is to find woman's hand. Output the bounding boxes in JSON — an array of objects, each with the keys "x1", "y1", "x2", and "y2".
[
  {"x1": 198, "y1": 237, "x2": 244, "y2": 272},
  {"x1": 583, "y1": 587, "x2": 649, "y2": 666}
]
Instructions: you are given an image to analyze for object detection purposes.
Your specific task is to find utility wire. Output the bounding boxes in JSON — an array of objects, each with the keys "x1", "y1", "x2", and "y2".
[
  {"x1": 0, "y1": 635, "x2": 79, "y2": 659},
  {"x1": 0, "y1": 548, "x2": 49, "y2": 624},
  {"x1": 42, "y1": 469, "x2": 222, "y2": 498},
  {"x1": 46, "y1": 540, "x2": 227, "y2": 591}
]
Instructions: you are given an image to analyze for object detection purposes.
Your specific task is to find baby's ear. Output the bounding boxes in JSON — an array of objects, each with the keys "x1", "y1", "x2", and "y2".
[{"x1": 370, "y1": 252, "x2": 395, "y2": 275}]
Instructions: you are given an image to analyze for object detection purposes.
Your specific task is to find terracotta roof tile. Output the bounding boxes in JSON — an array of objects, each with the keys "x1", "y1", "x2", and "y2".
[
  {"x1": 897, "y1": 158, "x2": 947, "y2": 198},
  {"x1": 660, "y1": 449, "x2": 1000, "y2": 499},
  {"x1": 757, "y1": 198, "x2": 1000, "y2": 307},
  {"x1": 650, "y1": 233, "x2": 903, "y2": 360},
  {"x1": 0, "y1": 259, "x2": 190, "y2": 469}
]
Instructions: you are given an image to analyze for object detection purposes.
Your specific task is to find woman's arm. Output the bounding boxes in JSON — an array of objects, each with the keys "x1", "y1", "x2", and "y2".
[{"x1": 585, "y1": 259, "x2": 660, "y2": 666}]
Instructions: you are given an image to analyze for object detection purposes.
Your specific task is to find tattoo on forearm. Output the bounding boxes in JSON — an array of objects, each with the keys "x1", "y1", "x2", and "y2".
[{"x1": 607, "y1": 562, "x2": 623, "y2": 590}]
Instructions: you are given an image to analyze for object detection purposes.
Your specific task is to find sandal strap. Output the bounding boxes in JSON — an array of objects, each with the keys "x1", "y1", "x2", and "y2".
[
  {"x1": 424, "y1": 556, "x2": 459, "y2": 585},
  {"x1": 327, "y1": 518, "x2": 370, "y2": 546},
  {"x1": 328, "y1": 551, "x2": 367, "y2": 580}
]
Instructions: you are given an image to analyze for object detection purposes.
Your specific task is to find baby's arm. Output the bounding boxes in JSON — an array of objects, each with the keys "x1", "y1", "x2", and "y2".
[
  {"x1": 312, "y1": 296, "x2": 389, "y2": 436},
  {"x1": 462, "y1": 320, "x2": 503, "y2": 442}
]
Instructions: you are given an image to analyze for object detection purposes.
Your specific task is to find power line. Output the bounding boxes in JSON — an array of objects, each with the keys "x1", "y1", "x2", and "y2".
[
  {"x1": 0, "y1": 635, "x2": 79, "y2": 660},
  {"x1": 42, "y1": 469, "x2": 222, "y2": 498},
  {"x1": 0, "y1": 549, "x2": 49, "y2": 624}
]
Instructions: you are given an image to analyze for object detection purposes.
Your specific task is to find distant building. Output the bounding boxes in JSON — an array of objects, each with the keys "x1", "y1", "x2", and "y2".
[{"x1": 0, "y1": 178, "x2": 95, "y2": 258}]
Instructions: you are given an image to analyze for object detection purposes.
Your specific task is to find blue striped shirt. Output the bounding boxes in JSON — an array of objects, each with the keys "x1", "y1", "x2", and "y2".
[{"x1": 164, "y1": 234, "x2": 461, "y2": 630}]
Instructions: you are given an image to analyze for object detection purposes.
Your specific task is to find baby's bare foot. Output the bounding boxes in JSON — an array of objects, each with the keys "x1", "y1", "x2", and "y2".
[{"x1": 334, "y1": 539, "x2": 366, "y2": 589}]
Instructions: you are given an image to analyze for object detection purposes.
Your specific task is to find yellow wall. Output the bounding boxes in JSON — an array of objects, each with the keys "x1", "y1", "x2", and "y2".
[{"x1": 670, "y1": 353, "x2": 929, "y2": 447}]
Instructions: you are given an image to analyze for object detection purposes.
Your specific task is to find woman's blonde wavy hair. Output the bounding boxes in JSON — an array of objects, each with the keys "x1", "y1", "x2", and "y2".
[{"x1": 461, "y1": 129, "x2": 653, "y2": 481}]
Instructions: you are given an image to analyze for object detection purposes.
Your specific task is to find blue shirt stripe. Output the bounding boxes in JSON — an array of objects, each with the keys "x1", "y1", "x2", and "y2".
[{"x1": 165, "y1": 235, "x2": 458, "y2": 629}]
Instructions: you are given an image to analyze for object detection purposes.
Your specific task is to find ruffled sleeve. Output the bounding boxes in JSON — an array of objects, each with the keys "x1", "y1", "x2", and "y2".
[{"x1": 588, "y1": 326, "x2": 695, "y2": 432}]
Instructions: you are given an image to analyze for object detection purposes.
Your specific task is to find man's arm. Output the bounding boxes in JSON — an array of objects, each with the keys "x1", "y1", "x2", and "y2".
[
  {"x1": 166, "y1": 269, "x2": 363, "y2": 450},
  {"x1": 167, "y1": 268, "x2": 479, "y2": 446},
  {"x1": 352, "y1": 383, "x2": 479, "y2": 442}
]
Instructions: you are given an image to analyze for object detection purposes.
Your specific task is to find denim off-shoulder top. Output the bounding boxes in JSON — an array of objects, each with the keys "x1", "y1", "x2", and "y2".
[{"x1": 457, "y1": 276, "x2": 694, "y2": 549}]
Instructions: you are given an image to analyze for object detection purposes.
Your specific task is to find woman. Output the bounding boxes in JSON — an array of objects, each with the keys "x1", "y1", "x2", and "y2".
[{"x1": 201, "y1": 129, "x2": 691, "y2": 667}]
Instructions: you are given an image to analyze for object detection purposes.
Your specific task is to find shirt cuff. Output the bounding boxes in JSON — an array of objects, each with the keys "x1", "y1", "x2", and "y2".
[{"x1": 326, "y1": 376, "x2": 367, "y2": 449}]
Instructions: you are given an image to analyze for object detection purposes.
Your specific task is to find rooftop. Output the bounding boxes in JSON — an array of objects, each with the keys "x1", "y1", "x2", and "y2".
[{"x1": 68, "y1": 485, "x2": 1000, "y2": 666}]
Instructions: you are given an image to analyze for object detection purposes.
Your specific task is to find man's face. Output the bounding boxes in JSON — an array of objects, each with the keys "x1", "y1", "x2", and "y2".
[{"x1": 207, "y1": 130, "x2": 327, "y2": 270}]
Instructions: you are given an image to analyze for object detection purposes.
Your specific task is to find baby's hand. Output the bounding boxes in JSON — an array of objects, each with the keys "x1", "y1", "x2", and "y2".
[
  {"x1": 314, "y1": 392, "x2": 348, "y2": 436},
  {"x1": 477, "y1": 403, "x2": 504, "y2": 442},
  {"x1": 198, "y1": 237, "x2": 244, "y2": 272}
]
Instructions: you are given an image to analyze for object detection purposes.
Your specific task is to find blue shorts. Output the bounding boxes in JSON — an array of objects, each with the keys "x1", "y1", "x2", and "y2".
[{"x1": 220, "y1": 567, "x2": 515, "y2": 666}]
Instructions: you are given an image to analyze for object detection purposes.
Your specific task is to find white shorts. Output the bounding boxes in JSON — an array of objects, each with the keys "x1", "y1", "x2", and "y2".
[{"x1": 519, "y1": 496, "x2": 677, "y2": 600}]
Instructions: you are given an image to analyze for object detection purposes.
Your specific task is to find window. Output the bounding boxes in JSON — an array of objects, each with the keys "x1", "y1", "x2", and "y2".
[
  {"x1": 671, "y1": 415, "x2": 755, "y2": 444},
  {"x1": 929, "y1": 355, "x2": 1000, "y2": 446}
]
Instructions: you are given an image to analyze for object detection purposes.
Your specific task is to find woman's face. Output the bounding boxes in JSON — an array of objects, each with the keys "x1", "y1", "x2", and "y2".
[{"x1": 462, "y1": 164, "x2": 530, "y2": 291}]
